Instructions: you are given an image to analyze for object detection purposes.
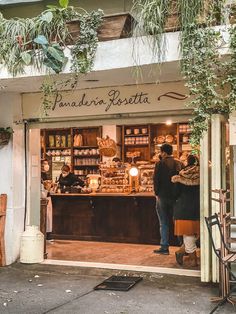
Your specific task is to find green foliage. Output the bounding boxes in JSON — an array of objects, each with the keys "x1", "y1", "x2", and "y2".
[
  {"x1": 0, "y1": 3, "x2": 103, "y2": 116},
  {"x1": 70, "y1": 10, "x2": 103, "y2": 75},
  {"x1": 0, "y1": 127, "x2": 13, "y2": 134},
  {"x1": 132, "y1": 0, "x2": 171, "y2": 62},
  {"x1": 132, "y1": 0, "x2": 236, "y2": 150},
  {"x1": 59, "y1": 0, "x2": 69, "y2": 8},
  {"x1": 180, "y1": 0, "x2": 232, "y2": 148}
]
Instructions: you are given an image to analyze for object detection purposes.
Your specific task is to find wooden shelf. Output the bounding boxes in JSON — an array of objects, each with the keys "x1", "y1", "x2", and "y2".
[
  {"x1": 74, "y1": 155, "x2": 100, "y2": 158},
  {"x1": 74, "y1": 165, "x2": 99, "y2": 167},
  {"x1": 50, "y1": 155, "x2": 71, "y2": 157},
  {"x1": 124, "y1": 144, "x2": 149, "y2": 147},
  {"x1": 73, "y1": 146, "x2": 98, "y2": 149},
  {"x1": 46, "y1": 146, "x2": 70, "y2": 149},
  {"x1": 124, "y1": 134, "x2": 149, "y2": 137},
  {"x1": 122, "y1": 122, "x2": 191, "y2": 162}
]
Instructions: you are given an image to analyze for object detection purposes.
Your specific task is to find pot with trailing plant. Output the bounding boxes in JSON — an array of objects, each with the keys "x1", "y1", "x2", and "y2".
[{"x1": 0, "y1": 127, "x2": 13, "y2": 147}]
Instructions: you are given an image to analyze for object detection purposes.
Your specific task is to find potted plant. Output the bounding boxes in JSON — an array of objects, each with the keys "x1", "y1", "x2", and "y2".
[{"x1": 0, "y1": 127, "x2": 13, "y2": 147}]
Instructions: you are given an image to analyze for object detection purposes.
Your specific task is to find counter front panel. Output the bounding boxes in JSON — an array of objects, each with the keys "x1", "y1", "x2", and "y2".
[{"x1": 51, "y1": 194, "x2": 177, "y2": 245}]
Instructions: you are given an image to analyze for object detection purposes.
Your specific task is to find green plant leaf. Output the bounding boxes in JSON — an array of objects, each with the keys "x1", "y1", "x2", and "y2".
[
  {"x1": 59, "y1": 0, "x2": 69, "y2": 8},
  {"x1": 46, "y1": 5, "x2": 58, "y2": 9},
  {"x1": 21, "y1": 51, "x2": 31, "y2": 65},
  {"x1": 47, "y1": 46, "x2": 65, "y2": 63},
  {"x1": 43, "y1": 58, "x2": 63, "y2": 74},
  {"x1": 41, "y1": 12, "x2": 53, "y2": 23},
  {"x1": 34, "y1": 35, "x2": 48, "y2": 45}
]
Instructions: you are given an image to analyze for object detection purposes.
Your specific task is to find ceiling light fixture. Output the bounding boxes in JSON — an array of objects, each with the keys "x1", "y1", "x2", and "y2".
[{"x1": 166, "y1": 120, "x2": 172, "y2": 125}]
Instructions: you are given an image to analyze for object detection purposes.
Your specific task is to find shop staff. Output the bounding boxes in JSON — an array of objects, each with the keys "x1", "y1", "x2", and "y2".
[
  {"x1": 58, "y1": 165, "x2": 84, "y2": 187},
  {"x1": 41, "y1": 159, "x2": 50, "y2": 182},
  {"x1": 153, "y1": 143, "x2": 182, "y2": 255}
]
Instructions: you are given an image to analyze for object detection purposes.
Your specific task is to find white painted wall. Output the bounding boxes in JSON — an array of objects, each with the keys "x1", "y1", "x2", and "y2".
[
  {"x1": 27, "y1": 129, "x2": 41, "y2": 226},
  {"x1": 0, "y1": 25, "x2": 230, "y2": 81},
  {"x1": 0, "y1": 93, "x2": 25, "y2": 265}
]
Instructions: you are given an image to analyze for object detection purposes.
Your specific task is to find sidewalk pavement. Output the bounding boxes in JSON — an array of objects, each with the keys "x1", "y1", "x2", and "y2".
[{"x1": 0, "y1": 262, "x2": 234, "y2": 314}]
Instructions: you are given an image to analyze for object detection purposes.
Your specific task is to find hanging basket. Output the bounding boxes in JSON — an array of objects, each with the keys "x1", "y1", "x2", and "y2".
[
  {"x1": 97, "y1": 136, "x2": 117, "y2": 157},
  {"x1": 0, "y1": 129, "x2": 12, "y2": 147}
]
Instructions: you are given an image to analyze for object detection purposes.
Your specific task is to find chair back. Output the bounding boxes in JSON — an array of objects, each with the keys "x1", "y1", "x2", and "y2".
[
  {"x1": 205, "y1": 214, "x2": 226, "y2": 259},
  {"x1": 205, "y1": 213, "x2": 236, "y2": 281}
]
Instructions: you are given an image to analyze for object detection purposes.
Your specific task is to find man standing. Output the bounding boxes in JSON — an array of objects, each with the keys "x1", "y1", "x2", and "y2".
[{"x1": 153, "y1": 143, "x2": 182, "y2": 255}]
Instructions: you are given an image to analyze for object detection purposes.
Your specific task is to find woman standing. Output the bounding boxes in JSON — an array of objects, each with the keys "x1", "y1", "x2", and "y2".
[{"x1": 171, "y1": 155, "x2": 200, "y2": 266}]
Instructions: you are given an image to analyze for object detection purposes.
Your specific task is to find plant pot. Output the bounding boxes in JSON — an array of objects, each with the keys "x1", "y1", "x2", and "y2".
[
  {"x1": 98, "y1": 13, "x2": 135, "y2": 41},
  {"x1": 165, "y1": 0, "x2": 180, "y2": 32},
  {"x1": 0, "y1": 131, "x2": 11, "y2": 147},
  {"x1": 66, "y1": 13, "x2": 135, "y2": 44}
]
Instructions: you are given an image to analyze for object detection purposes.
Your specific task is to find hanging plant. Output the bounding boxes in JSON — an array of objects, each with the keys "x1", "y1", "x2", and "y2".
[
  {"x1": 180, "y1": 0, "x2": 234, "y2": 148},
  {"x1": 0, "y1": 0, "x2": 103, "y2": 116},
  {"x1": 132, "y1": 0, "x2": 236, "y2": 150},
  {"x1": 0, "y1": 127, "x2": 13, "y2": 147},
  {"x1": 131, "y1": 0, "x2": 171, "y2": 65}
]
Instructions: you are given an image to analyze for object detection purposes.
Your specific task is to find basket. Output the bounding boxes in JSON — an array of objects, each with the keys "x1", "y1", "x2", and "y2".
[
  {"x1": 97, "y1": 136, "x2": 117, "y2": 157},
  {"x1": 0, "y1": 131, "x2": 11, "y2": 147}
]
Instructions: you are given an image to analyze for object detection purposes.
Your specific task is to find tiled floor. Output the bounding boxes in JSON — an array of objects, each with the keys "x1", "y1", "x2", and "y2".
[{"x1": 46, "y1": 240, "x2": 200, "y2": 270}]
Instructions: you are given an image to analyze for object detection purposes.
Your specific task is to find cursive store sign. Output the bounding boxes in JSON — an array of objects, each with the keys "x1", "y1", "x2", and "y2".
[
  {"x1": 22, "y1": 83, "x2": 190, "y2": 119},
  {"x1": 52, "y1": 90, "x2": 152, "y2": 112}
]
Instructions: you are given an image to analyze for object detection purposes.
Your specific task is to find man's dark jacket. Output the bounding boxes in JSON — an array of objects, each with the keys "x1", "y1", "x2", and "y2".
[{"x1": 153, "y1": 156, "x2": 182, "y2": 200}]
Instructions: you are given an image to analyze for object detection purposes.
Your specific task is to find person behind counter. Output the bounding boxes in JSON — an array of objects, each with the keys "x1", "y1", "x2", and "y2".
[
  {"x1": 41, "y1": 159, "x2": 50, "y2": 182},
  {"x1": 58, "y1": 165, "x2": 85, "y2": 188}
]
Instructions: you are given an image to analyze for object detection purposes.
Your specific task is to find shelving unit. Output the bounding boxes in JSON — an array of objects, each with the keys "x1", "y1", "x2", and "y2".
[
  {"x1": 72, "y1": 127, "x2": 102, "y2": 178},
  {"x1": 41, "y1": 128, "x2": 72, "y2": 181},
  {"x1": 151, "y1": 123, "x2": 178, "y2": 161},
  {"x1": 41, "y1": 122, "x2": 192, "y2": 182},
  {"x1": 122, "y1": 125, "x2": 151, "y2": 162},
  {"x1": 41, "y1": 127, "x2": 102, "y2": 180},
  {"x1": 178, "y1": 123, "x2": 192, "y2": 156},
  {"x1": 120, "y1": 122, "x2": 192, "y2": 163}
]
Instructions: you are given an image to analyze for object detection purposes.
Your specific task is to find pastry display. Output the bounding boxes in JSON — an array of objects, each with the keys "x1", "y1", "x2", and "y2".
[
  {"x1": 126, "y1": 151, "x2": 141, "y2": 158},
  {"x1": 156, "y1": 135, "x2": 165, "y2": 144},
  {"x1": 165, "y1": 134, "x2": 174, "y2": 143},
  {"x1": 99, "y1": 162, "x2": 130, "y2": 193},
  {"x1": 138, "y1": 164, "x2": 155, "y2": 193}
]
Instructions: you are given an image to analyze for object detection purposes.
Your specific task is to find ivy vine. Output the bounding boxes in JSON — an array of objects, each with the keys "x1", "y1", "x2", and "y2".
[
  {"x1": 132, "y1": 0, "x2": 236, "y2": 150},
  {"x1": 181, "y1": 0, "x2": 236, "y2": 150},
  {"x1": 0, "y1": 1, "x2": 103, "y2": 116}
]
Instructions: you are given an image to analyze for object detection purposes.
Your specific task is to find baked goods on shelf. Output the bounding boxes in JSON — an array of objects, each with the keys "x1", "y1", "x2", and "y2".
[
  {"x1": 138, "y1": 164, "x2": 155, "y2": 193},
  {"x1": 165, "y1": 134, "x2": 174, "y2": 143},
  {"x1": 99, "y1": 162, "x2": 130, "y2": 193}
]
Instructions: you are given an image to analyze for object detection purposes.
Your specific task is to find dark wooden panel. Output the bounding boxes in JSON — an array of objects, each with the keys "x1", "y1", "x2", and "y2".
[{"x1": 51, "y1": 195, "x2": 178, "y2": 245}]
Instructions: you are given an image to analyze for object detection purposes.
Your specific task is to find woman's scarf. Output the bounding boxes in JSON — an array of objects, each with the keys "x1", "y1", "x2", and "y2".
[{"x1": 171, "y1": 165, "x2": 200, "y2": 186}]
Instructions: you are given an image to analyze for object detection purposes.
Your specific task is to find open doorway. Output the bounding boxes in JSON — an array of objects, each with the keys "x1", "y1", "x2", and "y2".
[{"x1": 39, "y1": 122, "x2": 201, "y2": 273}]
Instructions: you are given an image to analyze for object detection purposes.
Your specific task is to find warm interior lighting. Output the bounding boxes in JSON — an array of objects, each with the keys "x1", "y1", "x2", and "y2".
[
  {"x1": 166, "y1": 120, "x2": 172, "y2": 126},
  {"x1": 87, "y1": 174, "x2": 101, "y2": 192},
  {"x1": 129, "y1": 166, "x2": 138, "y2": 177}
]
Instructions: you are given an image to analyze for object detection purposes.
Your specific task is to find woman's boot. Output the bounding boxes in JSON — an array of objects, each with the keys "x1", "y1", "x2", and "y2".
[
  {"x1": 188, "y1": 251, "x2": 198, "y2": 267},
  {"x1": 175, "y1": 245, "x2": 185, "y2": 265}
]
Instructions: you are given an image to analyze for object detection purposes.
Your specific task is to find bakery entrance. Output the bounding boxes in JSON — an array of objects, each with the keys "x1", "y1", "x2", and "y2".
[{"x1": 39, "y1": 121, "x2": 201, "y2": 274}]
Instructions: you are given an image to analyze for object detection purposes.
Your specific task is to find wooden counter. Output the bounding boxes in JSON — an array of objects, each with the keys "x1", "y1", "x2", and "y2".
[{"x1": 51, "y1": 193, "x2": 177, "y2": 245}]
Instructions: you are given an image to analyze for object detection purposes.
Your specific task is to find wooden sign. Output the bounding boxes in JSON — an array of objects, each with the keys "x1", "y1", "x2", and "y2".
[{"x1": 22, "y1": 82, "x2": 190, "y2": 119}]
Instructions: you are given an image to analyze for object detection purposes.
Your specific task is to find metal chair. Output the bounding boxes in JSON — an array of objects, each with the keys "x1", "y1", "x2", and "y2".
[{"x1": 205, "y1": 213, "x2": 236, "y2": 314}]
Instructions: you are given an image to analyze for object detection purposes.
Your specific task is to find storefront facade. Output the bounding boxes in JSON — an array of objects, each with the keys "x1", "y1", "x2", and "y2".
[{"x1": 0, "y1": 1, "x2": 234, "y2": 282}]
